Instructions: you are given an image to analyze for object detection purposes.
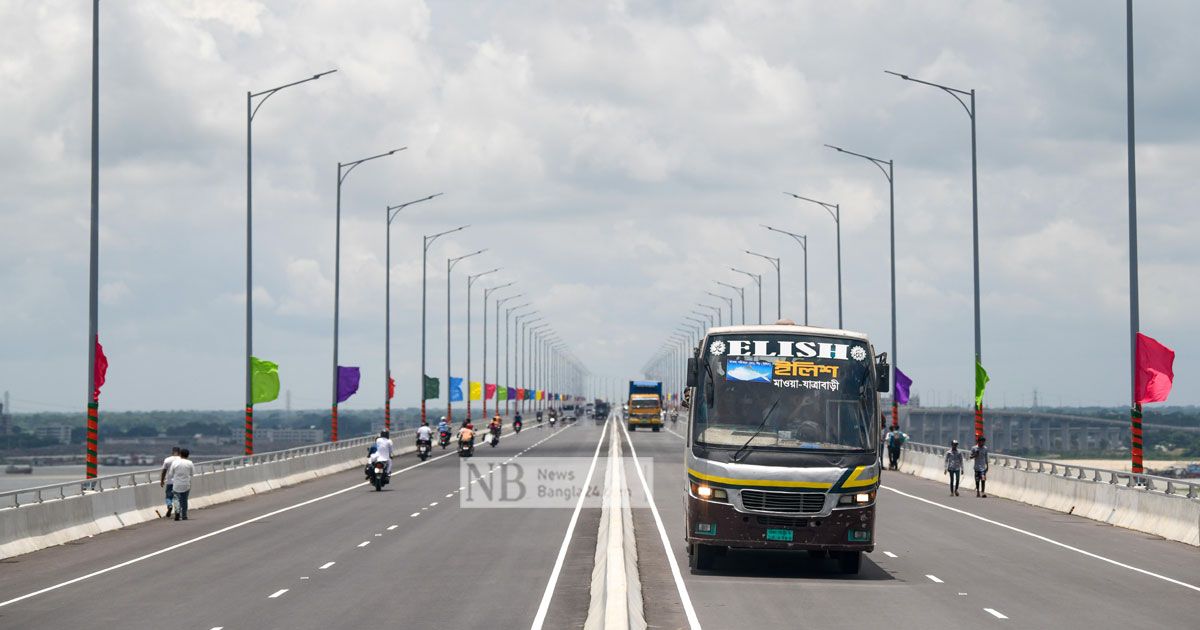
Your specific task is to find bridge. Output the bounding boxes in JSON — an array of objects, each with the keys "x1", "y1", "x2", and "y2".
[{"x1": 0, "y1": 416, "x2": 1196, "y2": 629}]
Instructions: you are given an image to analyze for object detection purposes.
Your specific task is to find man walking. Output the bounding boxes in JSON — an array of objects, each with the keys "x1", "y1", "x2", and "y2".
[
  {"x1": 944, "y1": 440, "x2": 964, "y2": 497},
  {"x1": 970, "y1": 436, "x2": 989, "y2": 498},
  {"x1": 166, "y1": 448, "x2": 195, "y2": 521},
  {"x1": 159, "y1": 446, "x2": 180, "y2": 518},
  {"x1": 886, "y1": 424, "x2": 908, "y2": 471}
]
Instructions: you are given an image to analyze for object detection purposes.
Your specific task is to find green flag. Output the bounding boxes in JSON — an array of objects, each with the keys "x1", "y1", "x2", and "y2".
[
  {"x1": 498, "y1": 385, "x2": 508, "y2": 401},
  {"x1": 250, "y1": 356, "x2": 280, "y2": 404},
  {"x1": 974, "y1": 361, "x2": 990, "y2": 406},
  {"x1": 423, "y1": 375, "x2": 440, "y2": 400}
]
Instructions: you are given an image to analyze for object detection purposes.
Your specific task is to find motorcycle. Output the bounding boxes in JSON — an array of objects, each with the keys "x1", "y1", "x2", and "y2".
[
  {"x1": 438, "y1": 429, "x2": 451, "y2": 449},
  {"x1": 514, "y1": 419, "x2": 522, "y2": 434},
  {"x1": 549, "y1": 415, "x2": 558, "y2": 427},
  {"x1": 416, "y1": 438, "x2": 431, "y2": 461},
  {"x1": 536, "y1": 411, "x2": 543, "y2": 423},
  {"x1": 458, "y1": 437, "x2": 475, "y2": 458},
  {"x1": 366, "y1": 460, "x2": 389, "y2": 491},
  {"x1": 489, "y1": 425, "x2": 502, "y2": 447},
  {"x1": 670, "y1": 411, "x2": 679, "y2": 424}
]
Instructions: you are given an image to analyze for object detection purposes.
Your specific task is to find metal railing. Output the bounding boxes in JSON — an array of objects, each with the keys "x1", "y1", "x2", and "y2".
[
  {"x1": 0, "y1": 429, "x2": 416, "y2": 510},
  {"x1": 903, "y1": 441, "x2": 1200, "y2": 499}
]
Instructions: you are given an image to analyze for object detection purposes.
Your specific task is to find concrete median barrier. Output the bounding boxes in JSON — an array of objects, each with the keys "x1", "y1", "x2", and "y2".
[{"x1": 897, "y1": 443, "x2": 1200, "y2": 546}]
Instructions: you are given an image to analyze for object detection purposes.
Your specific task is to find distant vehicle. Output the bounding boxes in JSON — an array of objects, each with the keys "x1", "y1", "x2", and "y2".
[
  {"x1": 627, "y1": 380, "x2": 663, "y2": 432},
  {"x1": 684, "y1": 324, "x2": 886, "y2": 574},
  {"x1": 594, "y1": 400, "x2": 611, "y2": 421},
  {"x1": 5, "y1": 464, "x2": 33, "y2": 474},
  {"x1": 561, "y1": 403, "x2": 579, "y2": 421}
]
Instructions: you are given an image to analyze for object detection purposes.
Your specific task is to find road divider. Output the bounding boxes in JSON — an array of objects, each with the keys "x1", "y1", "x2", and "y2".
[{"x1": 585, "y1": 420, "x2": 646, "y2": 630}]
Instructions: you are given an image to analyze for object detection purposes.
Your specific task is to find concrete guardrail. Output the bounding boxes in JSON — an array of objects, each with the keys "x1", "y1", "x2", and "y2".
[{"x1": 898, "y1": 442, "x2": 1200, "y2": 546}]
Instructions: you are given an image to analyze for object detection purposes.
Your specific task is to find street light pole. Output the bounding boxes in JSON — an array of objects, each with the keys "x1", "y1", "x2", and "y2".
[
  {"x1": 705, "y1": 291, "x2": 734, "y2": 325},
  {"x1": 715, "y1": 282, "x2": 746, "y2": 325},
  {"x1": 746, "y1": 251, "x2": 782, "y2": 321},
  {"x1": 761, "y1": 226, "x2": 808, "y2": 326},
  {"x1": 506, "y1": 304, "x2": 531, "y2": 416},
  {"x1": 884, "y1": 69, "x2": 981, "y2": 437},
  {"x1": 421, "y1": 225, "x2": 468, "y2": 425},
  {"x1": 782, "y1": 192, "x2": 840, "y2": 326},
  {"x1": 690, "y1": 309, "x2": 715, "y2": 328},
  {"x1": 332, "y1": 147, "x2": 404, "y2": 441},
  {"x1": 447, "y1": 250, "x2": 487, "y2": 424},
  {"x1": 827, "y1": 144, "x2": 897, "y2": 427},
  {"x1": 495, "y1": 295, "x2": 522, "y2": 417},
  {"x1": 245, "y1": 69, "x2": 337, "y2": 454},
  {"x1": 383, "y1": 194, "x2": 442, "y2": 431},
  {"x1": 465, "y1": 268, "x2": 500, "y2": 421},
  {"x1": 697, "y1": 303, "x2": 722, "y2": 327},
  {"x1": 730, "y1": 269, "x2": 763, "y2": 324},
  {"x1": 482, "y1": 283, "x2": 515, "y2": 420}
]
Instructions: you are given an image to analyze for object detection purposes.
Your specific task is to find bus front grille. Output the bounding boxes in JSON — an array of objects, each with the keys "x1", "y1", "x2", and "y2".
[{"x1": 740, "y1": 490, "x2": 825, "y2": 514}]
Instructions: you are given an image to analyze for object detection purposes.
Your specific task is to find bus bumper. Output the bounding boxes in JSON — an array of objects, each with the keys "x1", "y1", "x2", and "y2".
[{"x1": 685, "y1": 494, "x2": 875, "y2": 552}]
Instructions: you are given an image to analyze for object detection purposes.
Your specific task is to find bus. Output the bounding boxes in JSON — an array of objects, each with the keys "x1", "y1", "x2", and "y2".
[{"x1": 683, "y1": 324, "x2": 887, "y2": 574}]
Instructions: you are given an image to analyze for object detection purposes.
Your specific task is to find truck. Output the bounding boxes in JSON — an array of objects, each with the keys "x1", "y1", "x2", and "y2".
[
  {"x1": 683, "y1": 324, "x2": 888, "y2": 574},
  {"x1": 593, "y1": 399, "x2": 611, "y2": 421},
  {"x1": 627, "y1": 380, "x2": 664, "y2": 432}
]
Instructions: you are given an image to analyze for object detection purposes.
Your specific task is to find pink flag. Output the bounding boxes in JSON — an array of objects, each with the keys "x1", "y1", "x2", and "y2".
[
  {"x1": 1135, "y1": 333, "x2": 1175, "y2": 404},
  {"x1": 485, "y1": 383, "x2": 497, "y2": 400},
  {"x1": 93, "y1": 337, "x2": 108, "y2": 402}
]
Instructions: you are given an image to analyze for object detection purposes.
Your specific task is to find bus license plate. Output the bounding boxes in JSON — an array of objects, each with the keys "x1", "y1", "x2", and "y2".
[{"x1": 766, "y1": 528, "x2": 793, "y2": 542}]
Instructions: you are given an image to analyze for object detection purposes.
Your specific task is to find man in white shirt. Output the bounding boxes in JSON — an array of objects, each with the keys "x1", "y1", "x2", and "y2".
[
  {"x1": 374, "y1": 431, "x2": 394, "y2": 474},
  {"x1": 159, "y1": 446, "x2": 181, "y2": 518},
  {"x1": 166, "y1": 448, "x2": 196, "y2": 521}
]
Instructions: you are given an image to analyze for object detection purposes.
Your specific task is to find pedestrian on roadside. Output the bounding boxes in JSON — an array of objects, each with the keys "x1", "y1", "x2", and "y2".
[
  {"x1": 886, "y1": 424, "x2": 908, "y2": 471},
  {"x1": 970, "y1": 436, "x2": 989, "y2": 498},
  {"x1": 159, "y1": 446, "x2": 181, "y2": 518},
  {"x1": 944, "y1": 440, "x2": 964, "y2": 497},
  {"x1": 166, "y1": 448, "x2": 195, "y2": 521}
]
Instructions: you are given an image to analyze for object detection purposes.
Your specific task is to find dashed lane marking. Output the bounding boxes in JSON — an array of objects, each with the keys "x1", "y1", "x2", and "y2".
[
  {"x1": 410, "y1": 512, "x2": 420, "y2": 518},
  {"x1": 318, "y1": 562, "x2": 335, "y2": 570},
  {"x1": 387, "y1": 525, "x2": 398, "y2": 531},
  {"x1": 926, "y1": 575, "x2": 943, "y2": 583},
  {"x1": 268, "y1": 589, "x2": 288, "y2": 599},
  {"x1": 984, "y1": 608, "x2": 1008, "y2": 619},
  {"x1": 357, "y1": 541, "x2": 370, "y2": 548},
  {"x1": 883, "y1": 551, "x2": 898, "y2": 558}
]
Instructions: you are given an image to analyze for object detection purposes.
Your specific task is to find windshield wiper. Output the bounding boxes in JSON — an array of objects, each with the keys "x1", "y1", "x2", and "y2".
[{"x1": 730, "y1": 396, "x2": 781, "y2": 464}]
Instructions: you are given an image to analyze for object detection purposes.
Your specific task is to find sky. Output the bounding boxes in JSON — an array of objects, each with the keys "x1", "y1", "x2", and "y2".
[{"x1": 1, "y1": 0, "x2": 1198, "y2": 414}]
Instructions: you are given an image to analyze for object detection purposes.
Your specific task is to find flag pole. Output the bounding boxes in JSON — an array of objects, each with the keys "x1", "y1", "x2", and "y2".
[{"x1": 1125, "y1": 0, "x2": 1142, "y2": 475}]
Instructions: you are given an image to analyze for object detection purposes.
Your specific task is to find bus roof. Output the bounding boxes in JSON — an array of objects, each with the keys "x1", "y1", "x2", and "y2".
[{"x1": 702, "y1": 324, "x2": 871, "y2": 343}]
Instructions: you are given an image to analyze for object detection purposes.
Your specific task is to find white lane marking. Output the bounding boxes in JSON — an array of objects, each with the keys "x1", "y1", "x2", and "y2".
[
  {"x1": 410, "y1": 512, "x2": 420, "y2": 518},
  {"x1": 926, "y1": 574, "x2": 943, "y2": 583},
  {"x1": 882, "y1": 485, "x2": 1200, "y2": 593},
  {"x1": 387, "y1": 525, "x2": 398, "y2": 531},
  {"x1": 958, "y1": 592, "x2": 968, "y2": 596},
  {"x1": 429, "y1": 502, "x2": 438, "y2": 507},
  {"x1": 318, "y1": 562, "x2": 335, "y2": 570},
  {"x1": 621, "y1": 422, "x2": 702, "y2": 629},
  {"x1": 211, "y1": 627, "x2": 224, "y2": 630},
  {"x1": 984, "y1": 608, "x2": 1008, "y2": 619},
  {"x1": 300, "y1": 576, "x2": 309, "y2": 580},
  {"x1": 445, "y1": 493, "x2": 453, "y2": 498},
  {"x1": 0, "y1": 419, "x2": 555, "y2": 611},
  {"x1": 0, "y1": 444, "x2": 466, "y2": 610},
  {"x1": 459, "y1": 486, "x2": 466, "y2": 491},
  {"x1": 374, "y1": 533, "x2": 382, "y2": 537},
  {"x1": 883, "y1": 551, "x2": 898, "y2": 558},
  {"x1": 665, "y1": 426, "x2": 687, "y2": 441},
  {"x1": 268, "y1": 589, "x2": 288, "y2": 598},
  {"x1": 530, "y1": 419, "x2": 607, "y2": 630},
  {"x1": 357, "y1": 541, "x2": 370, "y2": 548}
]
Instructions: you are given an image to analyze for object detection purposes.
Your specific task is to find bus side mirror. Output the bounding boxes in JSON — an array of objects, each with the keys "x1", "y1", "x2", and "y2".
[
  {"x1": 686, "y1": 357, "x2": 698, "y2": 387},
  {"x1": 876, "y1": 353, "x2": 891, "y2": 393}
]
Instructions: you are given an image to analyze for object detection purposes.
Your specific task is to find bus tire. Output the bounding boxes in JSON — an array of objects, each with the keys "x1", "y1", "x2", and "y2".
[
  {"x1": 652, "y1": 426, "x2": 660, "y2": 432},
  {"x1": 690, "y1": 543, "x2": 717, "y2": 571},
  {"x1": 837, "y1": 551, "x2": 862, "y2": 575},
  {"x1": 628, "y1": 424, "x2": 635, "y2": 431}
]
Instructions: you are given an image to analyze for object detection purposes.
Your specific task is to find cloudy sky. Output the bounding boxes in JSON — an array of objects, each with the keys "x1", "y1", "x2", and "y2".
[{"x1": 2, "y1": 0, "x2": 1197, "y2": 414}]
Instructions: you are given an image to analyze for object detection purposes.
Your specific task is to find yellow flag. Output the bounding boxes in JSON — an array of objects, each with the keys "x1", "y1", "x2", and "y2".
[{"x1": 470, "y1": 381, "x2": 482, "y2": 401}]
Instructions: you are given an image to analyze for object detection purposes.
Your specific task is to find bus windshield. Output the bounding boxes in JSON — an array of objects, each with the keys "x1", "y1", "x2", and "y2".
[{"x1": 693, "y1": 333, "x2": 877, "y2": 453}]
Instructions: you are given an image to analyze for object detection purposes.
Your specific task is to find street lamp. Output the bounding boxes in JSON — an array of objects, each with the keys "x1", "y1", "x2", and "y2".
[
  {"x1": 730, "y1": 268, "x2": 763, "y2": 324},
  {"x1": 885, "y1": 69, "x2": 982, "y2": 438},
  {"x1": 715, "y1": 282, "x2": 746, "y2": 325},
  {"x1": 421, "y1": 225, "x2": 469, "y2": 424},
  {"x1": 782, "y1": 191, "x2": 841, "y2": 325},
  {"x1": 690, "y1": 309, "x2": 715, "y2": 328},
  {"x1": 465, "y1": 268, "x2": 501, "y2": 420},
  {"x1": 684, "y1": 316, "x2": 707, "y2": 337},
  {"x1": 514, "y1": 311, "x2": 539, "y2": 413},
  {"x1": 482, "y1": 283, "x2": 516, "y2": 420},
  {"x1": 505, "y1": 303, "x2": 532, "y2": 416},
  {"x1": 447, "y1": 249, "x2": 487, "y2": 423},
  {"x1": 760, "y1": 226, "x2": 808, "y2": 326},
  {"x1": 697, "y1": 303, "x2": 722, "y2": 327},
  {"x1": 705, "y1": 291, "x2": 734, "y2": 325},
  {"x1": 384, "y1": 193, "x2": 442, "y2": 430},
  {"x1": 332, "y1": 147, "x2": 404, "y2": 441},
  {"x1": 827, "y1": 143, "x2": 897, "y2": 428},
  {"x1": 244, "y1": 68, "x2": 337, "y2": 455},
  {"x1": 746, "y1": 250, "x2": 782, "y2": 321}
]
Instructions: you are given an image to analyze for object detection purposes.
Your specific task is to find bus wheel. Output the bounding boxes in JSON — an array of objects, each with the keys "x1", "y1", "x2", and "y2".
[
  {"x1": 690, "y1": 543, "x2": 717, "y2": 571},
  {"x1": 837, "y1": 551, "x2": 862, "y2": 575},
  {"x1": 628, "y1": 424, "x2": 635, "y2": 431},
  {"x1": 652, "y1": 426, "x2": 660, "y2": 432}
]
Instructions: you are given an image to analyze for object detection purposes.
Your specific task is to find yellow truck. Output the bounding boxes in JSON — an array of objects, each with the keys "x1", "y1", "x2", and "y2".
[{"x1": 627, "y1": 380, "x2": 664, "y2": 432}]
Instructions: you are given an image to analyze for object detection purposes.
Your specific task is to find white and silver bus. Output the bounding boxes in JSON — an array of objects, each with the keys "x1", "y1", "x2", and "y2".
[{"x1": 684, "y1": 324, "x2": 888, "y2": 574}]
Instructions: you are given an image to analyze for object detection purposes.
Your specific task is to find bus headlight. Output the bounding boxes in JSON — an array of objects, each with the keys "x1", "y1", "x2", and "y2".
[
  {"x1": 690, "y1": 482, "x2": 728, "y2": 502},
  {"x1": 838, "y1": 491, "x2": 875, "y2": 506}
]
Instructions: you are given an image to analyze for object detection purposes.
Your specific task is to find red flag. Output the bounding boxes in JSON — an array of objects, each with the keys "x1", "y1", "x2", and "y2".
[
  {"x1": 388, "y1": 377, "x2": 395, "y2": 400},
  {"x1": 1135, "y1": 333, "x2": 1175, "y2": 404},
  {"x1": 485, "y1": 383, "x2": 497, "y2": 400},
  {"x1": 93, "y1": 338, "x2": 108, "y2": 402}
]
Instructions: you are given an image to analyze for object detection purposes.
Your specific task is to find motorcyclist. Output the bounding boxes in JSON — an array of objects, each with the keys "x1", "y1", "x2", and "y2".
[
  {"x1": 512, "y1": 412, "x2": 521, "y2": 431},
  {"x1": 373, "y1": 430, "x2": 394, "y2": 474},
  {"x1": 415, "y1": 421, "x2": 433, "y2": 449},
  {"x1": 536, "y1": 410, "x2": 543, "y2": 423},
  {"x1": 458, "y1": 422, "x2": 475, "y2": 448},
  {"x1": 490, "y1": 415, "x2": 504, "y2": 439}
]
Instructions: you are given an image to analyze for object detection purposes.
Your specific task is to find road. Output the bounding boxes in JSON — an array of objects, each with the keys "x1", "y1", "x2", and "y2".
[
  {"x1": 1, "y1": 416, "x2": 1198, "y2": 630},
  {"x1": 627, "y1": 423, "x2": 1200, "y2": 630}
]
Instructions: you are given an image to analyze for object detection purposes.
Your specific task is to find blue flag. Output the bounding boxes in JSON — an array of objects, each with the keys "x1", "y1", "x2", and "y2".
[{"x1": 449, "y1": 377, "x2": 464, "y2": 402}]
